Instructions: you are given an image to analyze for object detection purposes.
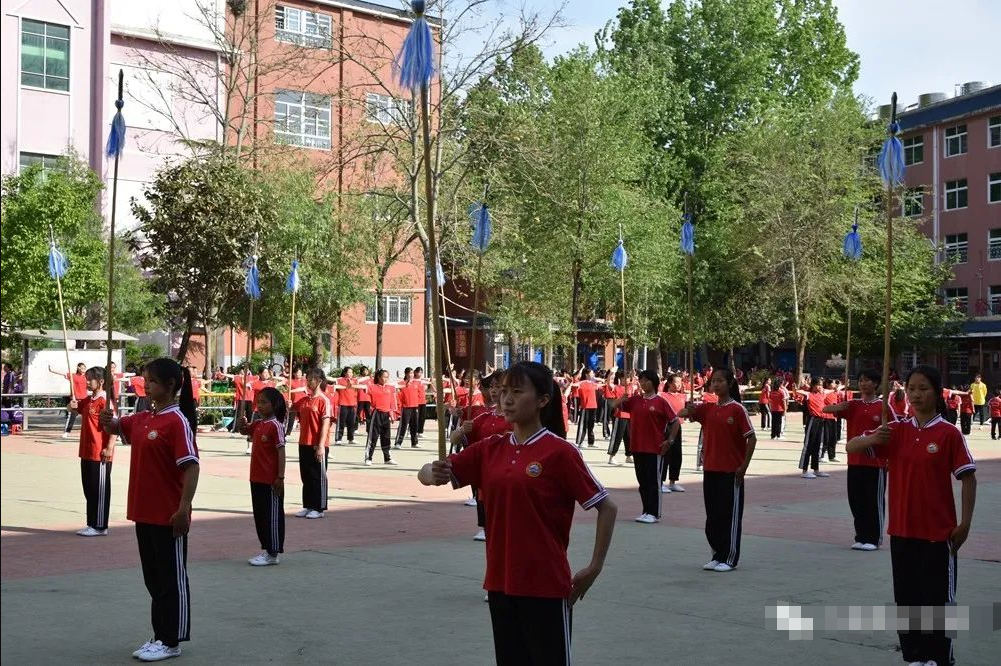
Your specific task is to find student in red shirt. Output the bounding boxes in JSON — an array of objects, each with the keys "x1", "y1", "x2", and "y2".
[
  {"x1": 419, "y1": 361, "x2": 617, "y2": 665},
  {"x1": 680, "y1": 369, "x2": 756, "y2": 572},
  {"x1": 606, "y1": 370, "x2": 633, "y2": 466},
  {"x1": 795, "y1": 378, "x2": 830, "y2": 479},
  {"x1": 758, "y1": 379, "x2": 771, "y2": 431},
  {"x1": 414, "y1": 367, "x2": 429, "y2": 436},
  {"x1": 989, "y1": 388, "x2": 1001, "y2": 440},
  {"x1": 365, "y1": 369, "x2": 399, "y2": 466},
  {"x1": 848, "y1": 365, "x2": 976, "y2": 666},
  {"x1": 284, "y1": 366, "x2": 308, "y2": 436},
  {"x1": 100, "y1": 358, "x2": 199, "y2": 662},
  {"x1": 823, "y1": 368, "x2": 888, "y2": 551},
  {"x1": 609, "y1": 369, "x2": 680, "y2": 524},
  {"x1": 356, "y1": 366, "x2": 373, "y2": 432},
  {"x1": 768, "y1": 379, "x2": 789, "y2": 439},
  {"x1": 236, "y1": 387, "x2": 287, "y2": 566},
  {"x1": 450, "y1": 371, "x2": 508, "y2": 542},
  {"x1": 71, "y1": 366, "x2": 115, "y2": 536},
  {"x1": 821, "y1": 379, "x2": 840, "y2": 462},
  {"x1": 297, "y1": 368, "x2": 331, "y2": 519},
  {"x1": 958, "y1": 385, "x2": 974, "y2": 435},
  {"x1": 130, "y1": 369, "x2": 149, "y2": 415},
  {"x1": 943, "y1": 386, "x2": 962, "y2": 426},
  {"x1": 574, "y1": 367, "x2": 600, "y2": 449},
  {"x1": 599, "y1": 369, "x2": 615, "y2": 439},
  {"x1": 660, "y1": 374, "x2": 687, "y2": 493},
  {"x1": 49, "y1": 362, "x2": 87, "y2": 438},
  {"x1": 335, "y1": 367, "x2": 362, "y2": 444},
  {"x1": 394, "y1": 367, "x2": 423, "y2": 449}
]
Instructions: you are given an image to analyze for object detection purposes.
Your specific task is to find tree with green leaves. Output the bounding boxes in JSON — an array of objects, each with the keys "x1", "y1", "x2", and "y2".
[
  {"x1": 130, "y1": 155, "x2": 282, "y2": 374},
  {"x1": 1, "y1": 155, "x2": 163, "y2": 335}
]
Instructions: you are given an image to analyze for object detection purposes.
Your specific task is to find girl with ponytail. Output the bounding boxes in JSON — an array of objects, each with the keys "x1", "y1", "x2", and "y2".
[
  {"x1": 99, "y1": 357, "x2": 200, "y2": 661},
  {"x1": 419, "y1": 361, "x2": 616, "y2": 665}
]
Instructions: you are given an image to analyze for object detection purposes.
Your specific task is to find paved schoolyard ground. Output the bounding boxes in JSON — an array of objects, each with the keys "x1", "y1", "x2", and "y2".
[{"x1": 2, "y1": 417, "x2": 998, "y2": 665}]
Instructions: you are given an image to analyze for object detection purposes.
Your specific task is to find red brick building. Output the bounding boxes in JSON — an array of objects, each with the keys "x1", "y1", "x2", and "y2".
[{"x1": 895, "y1": 82, "x2": 1001, "y2": 385}]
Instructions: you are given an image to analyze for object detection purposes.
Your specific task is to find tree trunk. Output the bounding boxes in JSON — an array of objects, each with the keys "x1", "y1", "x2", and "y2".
[
  {"x1": 728, "y1": 347, "x2": 737, "y2": 375},
  {"x1": 310, "y1": 333, "x2": 324, "y2": 368},
  {"x1": 334, "y1": 304, "x2": 343, "y2": 368},
  {"x1": 570, "y1": 263, "x2": 581, "y2": 366},
  {"x1": 508, "y1": 331, "x2": 519, "y2": 366},
  {"x1": 789, "y1": 257, "x2": 803, "y2": 385},
  {"x1": 203, "y1": 326, "x2": 216, "y2": 379},
  {"x1": 175, "y1": 311, "x2": 196, "y2": 362},
  {"x1": 374, "y1": 284, "x2": 385, "y2": 371}
]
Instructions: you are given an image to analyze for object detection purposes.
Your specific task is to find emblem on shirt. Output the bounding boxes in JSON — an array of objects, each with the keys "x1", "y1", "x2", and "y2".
[
  {"x1": 726, "y1": 416, "x2": 734, "y2": 425},
  {"x1": 926, "y1": 443, "x2": 939, "y2": 454},
  {"x1": 525, "y1": 462, "x2": 542, "y2": 478},
  {"x1": 873, "y1": 415, "x2": 880, "y2": 422},
  {"x1": 147, "y1": 430, "x2": 158, "y2": 440},
  {"x1": 261, "y1": 434, "x2": 269, "y2": 443}
]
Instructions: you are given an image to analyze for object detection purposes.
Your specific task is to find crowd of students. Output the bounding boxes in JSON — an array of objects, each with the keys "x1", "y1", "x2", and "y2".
[{"x1": 50, "y1": 353, "x2": 982, "y2": 665}]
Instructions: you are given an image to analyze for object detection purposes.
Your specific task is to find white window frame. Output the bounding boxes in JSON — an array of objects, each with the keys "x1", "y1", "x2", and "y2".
[
  {"x1": 365, "y1": 92, "x2": 410, "y2": 126},
  {"x1": 989, "y1": 115, "x2": 1000, "y2": 149},
  {"x1": 18, "y1": 151, "x2": 61, "y2": 174},
  {"x1": 365, "y1": 295, "x2": 412, "y2": 325},
  {"x1": 20, "y1": 19, "x2": 70, "y2": 92},
  {"x1": 944, "y1": 233, "x2": 968, "y2": 264},
  {"x1": 989, "y1": 173, "x2": 1001, "y2": 205},
  {"x1": 944, "y1": 179, "x2": 968, "y2": 211},
  {"x1": 990, "y1": 285, "x2": 1001, "y2": 315},
  {"x1": 988, "y1": 229, "x2": 1001, "y2": 262},
  {"x1": 944, "y1": 124, "x2": 968, "y2": 157},
  {"x1": 275, "y1": 5, "x2": 332, "y2": 48},
  {"x1": 903, "y1": 135, "x2": 923, "y2": 166},
  {"x1": 274, "y1": 90, "x2": 331, "y2": 150},
  {"x1": 944, "y1": 287, "x2": 969, "y2": 314},
  {"x1": 493, "y1": 333, "x2": 510, "y2": 370},
  {"x1": 903, "y1": 187, "x2": 924, "y2": 217}
]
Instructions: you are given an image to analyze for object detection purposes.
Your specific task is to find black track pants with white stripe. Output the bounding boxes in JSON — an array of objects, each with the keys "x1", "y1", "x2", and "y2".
[
  {"x1": 662, "y1": 426, "x2": 682, "y2": 483},
  {"x1": 487, "y1": 592, "x2": 572, "y2": 666},
  {"x1": 799, "y1": 418, "x2": 823, "y2": 471},
  {"x1": 136, "y1": 523, "x2": 191, "y2": 647},
  {"x1": 575, "y1": 408, "x2": 596, "y2": 447},
  {"x1": 890, "y1": 536, "x2": 957, "y2": 666},
  {"x1": 80, "y1": 459, "x2": 112, "y2": 530},
  {"x1": 846, "y1": 465, "x2": 886, "y2": 546},
  {"x1": 299, "y1": 445, "x2": 328, "y2": 511},
  {"x1": 633, "y1": 452, "x2": 662, "y2": 518},
  {"x1": 367, "y1": 411, "x2": 392, "y2": 461},
  {"x1": 703, "y1": 471, "x2": 744, "y2": 567},
  {"x1": 606, "y1": 418, "x2": 631, "y2": 457},
  {"x1": 395, "y1": 407, "x2": 419, "y2": 447},
  {"x1": 250, "y1": 482, "x2": 285, "y2": 555},
  {"x1": 770, "y1": 411, "x2": 785, "y2": 439}
]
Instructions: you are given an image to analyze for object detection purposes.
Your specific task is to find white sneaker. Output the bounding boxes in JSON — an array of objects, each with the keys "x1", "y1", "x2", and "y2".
[
  {"x1": 483, "y1": 593, "x2": 489, "y2": 602},
  {"x1": 713, "y1": 563, "x2": 735, "y2": 572},
  {"x1": 61, "y1": 432, "x2": 70, "y2": 439},
  {"x1": 624, "y1": 456, "x2": 633, "y2": 464},
  {"x1": 463, "y1": 497, "x2": 478, "y2": 507},
  {"x1": 668, "y1": 483, "x2": 686, "y2": 492},
  {"x1": 305, "y1": 510, "x2": 323, "y2": 519},
  {"x1": 385, "y1": 458, "x2": 399, "y2": 466},
  {"x1": 695, "y1": 465, "x2": 702, "y2": 472},
  {"x1": 815, "y1": 471, "x2": 831, "y2": 478},
  {"x1": 858, "y1": 543, "x2": 877, "y2": 551},
  {"x1": 245, "y1": 445, "x2": 252, "y2": 455},
  {"x1": 608, "y1": 456, "x2": 620, "y2": 466},
  {"x1": 473, "y1": 529, "x2": 486, "y2": 542},
  {"x1": 363, "y1": 459, "x2": 372, "y2": 466},
  {"x1": 77, "y1": 526, "x2": 107, "y2": 537},
  {"x1": 137, "y1": 641, "x2": 181, "y2": 661},
  {"x1": 851, "y1": 542, "x2": 865, "y2": 550},
  {"x1": 661, "y1": 484, "x2": 672, "y2": 494},
  {"x1": 132, "y1": 639, "x2": 155, "y2": 658},
  {"x1": 294, "y1": 508, "x2": 310, "y2": 517},
  {"x1": 801, "y1": 471, "x2": 817, "y2": 479},
  {"x1": 636, "y1": 514, "x2": 658, "y2": 524},
  {"x1": 393, "y1": 444, "x2": 402, "y2": 449},
  {"x1": 703, "y1": 559, "x2": 720, "y2": 571},
  {"x1": 249, "y1": 551, "x2": 280, "y2": 566}
]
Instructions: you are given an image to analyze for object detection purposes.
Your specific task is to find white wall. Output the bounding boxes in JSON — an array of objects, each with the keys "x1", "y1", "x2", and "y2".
[
  {"x1": 109, "y1": 0, "x2": 223, "y2": 48},
  {"x1": 25, "y1": 349, "x2": 124, "y2": 394}
]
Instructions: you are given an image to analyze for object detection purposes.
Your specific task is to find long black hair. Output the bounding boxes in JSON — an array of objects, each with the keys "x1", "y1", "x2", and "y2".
[
  {"x1": 257, "y1": 386, "x2": 288, "y2": 423},
  {"x1": 306, "y1": 367, "x2": 327, "y2": 391},
  {"x1": 145, "y1": 357, "x2": 197, "y2": 432},
  {"x1": 503, "y1": 361, "x2": 566, "y2": 439},
  {"x1": 712, "y1": 368, "x2": 742, "y2": 402},
  {"x1": 905, "y1": 364, "x2": 947, "y2": 417}
]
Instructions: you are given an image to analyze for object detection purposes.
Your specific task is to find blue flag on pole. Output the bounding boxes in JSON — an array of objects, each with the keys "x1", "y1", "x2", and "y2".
[
  {"x1": 244, "y1": 256, "x2": 261, "y2": 300},
  {"x1": 396, "y1": 1, "x2": 435, "y2": 91},
  {"x1": 285, "y1": 260, "x2": 300, "y2": 294},
  {"x1": 48, "y1": 241, "x2": 68, "y2": 279}
]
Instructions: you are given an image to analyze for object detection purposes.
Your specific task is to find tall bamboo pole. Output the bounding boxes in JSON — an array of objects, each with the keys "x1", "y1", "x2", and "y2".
[
  {"x1": 50, "y1": 226, "x2": 73, "y2": 397},
  {"x1": 880, "y1": 95, "x2": 898, "y2": 425},
  {"x1": 105, "y1": 70, "x2": 124, "y2": 405}
]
